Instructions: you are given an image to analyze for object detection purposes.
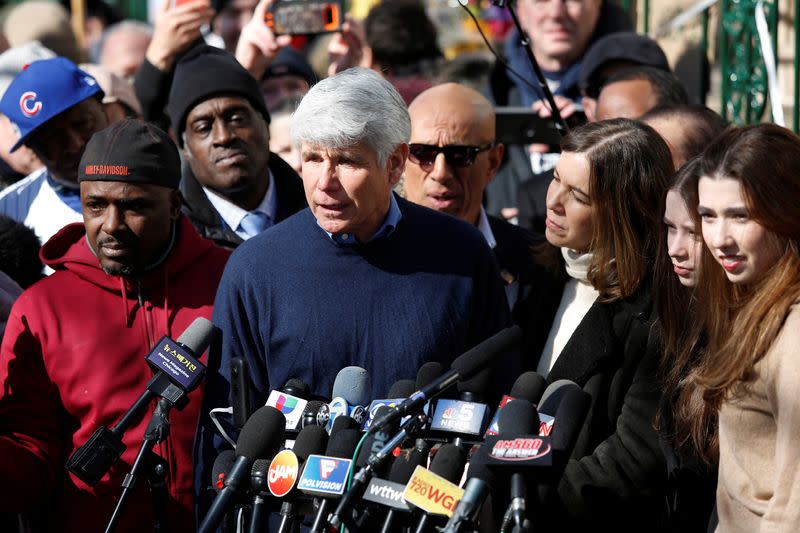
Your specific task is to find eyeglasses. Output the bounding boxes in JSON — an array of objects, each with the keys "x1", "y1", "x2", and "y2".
[{"x1": 408, "y1": 143, "x2": 494, "y2": 169}]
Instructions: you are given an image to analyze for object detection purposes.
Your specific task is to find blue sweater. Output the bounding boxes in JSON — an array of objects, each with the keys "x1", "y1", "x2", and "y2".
[{"x1": 194, "y1": 196, "x2": 514, "y2": 510}]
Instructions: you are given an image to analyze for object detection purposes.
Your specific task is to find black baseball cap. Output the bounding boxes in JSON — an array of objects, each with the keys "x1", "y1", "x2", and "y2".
[
  {"x1": 580, "y1": 32, "x2": 670, "y2": 98},
  {"x1": 79, "y1": 119, "x2": 181, "y2": 189}
]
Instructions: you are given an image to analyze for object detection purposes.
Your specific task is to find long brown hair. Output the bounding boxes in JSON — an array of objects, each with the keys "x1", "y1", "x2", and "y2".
[
  {"x1": 653, "y1": 157, "x2": 717, "y2": 459},
  {"x1": 690, "y1": 124, "x2": 800, "y2": 461},
  {"x1": 559, "y1": 119, "x2": 674, "y2": 302}
]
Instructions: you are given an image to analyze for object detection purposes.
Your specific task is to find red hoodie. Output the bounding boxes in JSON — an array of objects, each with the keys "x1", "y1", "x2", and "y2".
[{"x1": 0, "y1": 216, "x2": 229, "y2": 532}]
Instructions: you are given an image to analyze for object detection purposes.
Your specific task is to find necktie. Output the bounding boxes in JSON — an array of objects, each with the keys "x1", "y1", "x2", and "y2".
[{"x1": 239, "y1": 211, "x2": 271, "y2": 238}]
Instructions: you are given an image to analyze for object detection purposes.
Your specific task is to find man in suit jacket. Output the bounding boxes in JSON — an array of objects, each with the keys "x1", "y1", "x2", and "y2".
[
  {"x1": 403, "y1": 83, "x2": 540, "y2": 310},
  {"x1": 166, "y1": 45, "x2": 306, "y2": 249}
]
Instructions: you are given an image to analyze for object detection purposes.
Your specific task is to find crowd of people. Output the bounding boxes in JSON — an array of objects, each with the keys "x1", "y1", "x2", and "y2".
[{"x1": 0, "y1": 0, "x2": 796, "y2": 532}]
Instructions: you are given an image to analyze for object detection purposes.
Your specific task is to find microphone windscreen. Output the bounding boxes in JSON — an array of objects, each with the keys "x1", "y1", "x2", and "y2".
[
  {"x1": 283, "y1": 378, "x2": 310, "y2": 399},
  {"x1": 457, "y1": 368, "x2": 491, "y2": 395},
  {"x1": 177, "y1": 316, "x2": 220, "y2": 355},
  {"x1": 550, "y1": 386, "x2": 591, "y2": 455},
  {"x1": 429, "y1": 444, "x2": 466, "y2": 484},
  {"x1": 538, "y1": 380, "x2": 583, "y2": 417},
  {"x1": 211, "y1": 450, "x2": 236, "y2": 492},
  {"x1": 325, "y1": 428, "x2": 361, "y2": 459},
  {"x1": 293, "y1": 425, "x2": 329, "y2": 461},
  {"x1": 509, "y1": 371, "x2": 547, "y2": 403},
  {"x1": 388, "y1": 441, "x2": 430, "y2": 484},
  {"x1": 465, "y1": 453, "x2": 496, "y2": 490},
  {"x1": 387, "y1": 379, "x2": 416, "y2": 398},
  {"x1": 330, "y1": 415, "x2": 360, "y2": 435},
  {"x1": 497, "y1": 399, "x2": 539, "y2": 436},
  {"x1": 304, "y1": 400, "x2": 325, "y2": 418},
  {"x1": 451, "y1": 326, "x2": 522, "y2": 381},
  {"x1": 415, "y1": 362, "x2": 445, "y2": 389},
  {"x1": 332, "y1": 366, "x2": 372, "y2": 406},
  {"x1": 235, "y1": 405, "x2": 286, "y2": 459},
  {"x1": 250, "y1": 458, "x2": 270, "y2": 492}
]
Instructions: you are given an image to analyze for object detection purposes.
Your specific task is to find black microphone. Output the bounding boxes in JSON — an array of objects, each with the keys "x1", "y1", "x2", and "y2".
[
  {"x1": 537, "y1": 379, "x2": 581, "y2": 416},
  {"x1": 273, "y1": 425, "x2": 330, "y2": 533},
  {"x1": 415, "y1": 362, "x2": 445, "y2": 390},
  {"x1": 496, "y1": 400, "x2": 539, "y2": 533},
  {"x1": 388, "y1": 379, "x2": 416, "y2": 398},
  {"x1": 198, "y1": 406, "x2": 286, "y2": 533},
  {"x1": 67, "y1": 317, "x2": 219, "y2": 486},
  {"x1": 307, "y1": 428, "x2": 362, "y2": 533},
  {"x1": 231, "y1": 357, "x2": 252, "y2": 429},
  {"x1": 545, "y1": 382, "x2": 591, "y2": 470},
  {"x1": 301, "y1": 400, "x2": 327, "y2": 430},
  {"x1": 370, "y1": 326, "x2": 523, "y2": 434},
  {"x1": 411, "y1": 443, "x2": 467, "y2": 533},
  {"x1": 374, "y1": 440, "x2": 431, "y2": 533},
  {"x1": 443, "y1": 444, "x2": 499, "y2": 533},
  {"x1": 212, "y1": 450, "x2": 237, "y2": 493},
  {"x1": 511, "y1": 371, "x2": 548, "y2": 404}
]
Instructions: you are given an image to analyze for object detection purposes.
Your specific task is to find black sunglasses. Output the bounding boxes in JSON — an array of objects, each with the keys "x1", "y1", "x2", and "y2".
[{"x1": 408, "y1": 143, "x2": 493, "y2": 169}]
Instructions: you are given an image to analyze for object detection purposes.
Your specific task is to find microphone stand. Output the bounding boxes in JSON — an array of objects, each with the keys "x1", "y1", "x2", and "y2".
[
  {"x1": 492, "y1": 0, "x2": 569, "y2": 135},
  {"x1": 104, "y1": 398, "x2": 173, "y2": 533}
]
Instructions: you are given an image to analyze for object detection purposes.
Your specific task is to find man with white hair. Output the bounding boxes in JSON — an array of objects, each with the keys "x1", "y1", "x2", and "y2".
[{"x1": 195, "y1": 67, "x2": 516, "y2": 511}]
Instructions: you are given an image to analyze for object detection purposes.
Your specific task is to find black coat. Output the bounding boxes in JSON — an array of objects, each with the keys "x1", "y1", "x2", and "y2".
[
  {"x1": 514, "y1": 258, "x2": 666, "y2": 531},
  {"x1": 488, "y1": 214, "x2": 542, "y2": 298},
  {"x1": 180, "y1": 153, "x2": 307, "y2": 249}
]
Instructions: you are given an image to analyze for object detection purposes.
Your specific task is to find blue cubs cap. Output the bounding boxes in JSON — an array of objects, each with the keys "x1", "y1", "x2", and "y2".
[{"x1": 0, "y1": 57, "x2": 103, "y2": 153}]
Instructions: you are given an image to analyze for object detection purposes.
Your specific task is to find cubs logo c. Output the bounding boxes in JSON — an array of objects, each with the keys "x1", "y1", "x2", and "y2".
[{"x1": 19, "y1": 92, "x2": 42, "y2": 117}]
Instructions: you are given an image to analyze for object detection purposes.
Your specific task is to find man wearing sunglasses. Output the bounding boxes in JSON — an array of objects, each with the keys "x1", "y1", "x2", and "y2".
[{"x1": 404, "y1": 83, "x2": 541, "y2": 309}]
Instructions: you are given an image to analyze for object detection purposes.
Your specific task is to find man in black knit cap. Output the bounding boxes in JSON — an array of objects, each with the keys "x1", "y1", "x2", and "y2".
[{"x1": 167, "y1": 45, "x2": 306, "y2": 248}]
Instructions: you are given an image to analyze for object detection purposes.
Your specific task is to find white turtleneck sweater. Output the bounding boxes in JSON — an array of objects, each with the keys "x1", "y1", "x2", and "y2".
[{"x1": 537, "y1": 248, "x2": 600, "y2": 376}]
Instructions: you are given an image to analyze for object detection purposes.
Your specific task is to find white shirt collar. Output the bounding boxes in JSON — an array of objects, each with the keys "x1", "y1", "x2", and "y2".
[
  {"x1": 202, "y1": 169, "x2": 277, "y2": 240},
  {"x1": 476, "y1": 207, "x2": 497, "y2": 249}
]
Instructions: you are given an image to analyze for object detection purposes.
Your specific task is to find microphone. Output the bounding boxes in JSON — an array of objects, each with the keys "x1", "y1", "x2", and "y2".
[
  {"x1": 388, "y1": 379, "x2": 416, "y2": 398},
  {"x1": 317, "y1": 367, "x2": 372, "y2": 430},
  {"x1": 485, "y1": 371, "x2": 547, "y2": 437},
  {"x1": 267, "y1": 378, "x2": 311, "y2": 434},
  {"x1": 537, "y1": 379, "x2": 590, "y2": 443},
  {"x1": 408, "y1": 443, "x2": 467, "y2": 533},
  {"x1": 496, "y1": 400, "x2": 539, "y2": 533},
  {"x1": 368, "y1": 440, "x2": 430, "y2": 533},
  {"x1": 370, "y1": 326, "x2": 523, "y2": 434},
  {"x1": 301, "y1": 400, "x2": 327, "y2": 430},
  {"x1": 267, "y1": 425, "x2": 330, "y2": 533},
  {"x1": 362, "y1": 379, "x2": 417, "y2": 431},
  {"x1": 198, "y1": 406, "x2": 287, "y2": 533},
  {"x1": 212, "y1": 450, "x2": 237, "y2": 493},
  {"x1": 429, "y1": 369, "x2": 491, "y2": 443},
  {"x1": 231, "y1": 357, "x2": 252, "y2": 429},
  {"x1": 302, "y1": 428, "x2": 362, "y2": 533},
  {"x1": 66, "y1": 317, "x2": 219, "y2": 486}
]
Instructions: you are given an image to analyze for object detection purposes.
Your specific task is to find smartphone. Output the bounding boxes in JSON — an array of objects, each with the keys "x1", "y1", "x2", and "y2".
[
  {"x1": 495, "y1": 107, "x2": 564, "y2": 147},
  {"x1": 265, "y1": 0, "x2": 343, "y2": 36}
]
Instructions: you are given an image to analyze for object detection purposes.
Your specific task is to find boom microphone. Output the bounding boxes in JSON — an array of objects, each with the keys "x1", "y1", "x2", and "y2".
[
  {"x1": 198, "y1": 406, "x2": 286, "y2": 533},
  {"x1": 370, "y1": 326, "x2": 522, "y2": 434}
]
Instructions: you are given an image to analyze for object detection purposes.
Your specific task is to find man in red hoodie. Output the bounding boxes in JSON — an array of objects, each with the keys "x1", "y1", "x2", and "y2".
[{"x1": 0, "y1": 119, "x2": 230, "y2": 531}]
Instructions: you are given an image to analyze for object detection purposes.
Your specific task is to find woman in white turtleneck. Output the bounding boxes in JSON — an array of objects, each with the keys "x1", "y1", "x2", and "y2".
[{"x1": 514, "y1": 119, "x2": 675, "y2": 531}]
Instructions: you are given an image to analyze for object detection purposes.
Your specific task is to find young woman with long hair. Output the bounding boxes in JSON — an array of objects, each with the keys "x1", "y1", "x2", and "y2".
[
  {"x1": 515, "y1": 118, "x2": 674, "y2": 530},
  {"x1": 690, "y1": 123, "x2": 800, "y2": 531},
  {"x1": 654, "y1": 157, "x2": 718, "y2": 531}
]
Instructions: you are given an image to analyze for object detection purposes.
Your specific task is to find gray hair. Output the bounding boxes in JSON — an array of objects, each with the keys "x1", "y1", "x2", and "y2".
[
  {"x1": 291, "y1": 67, "x2": 410, "y2": 165},
  {"x1": 95, "y1": 20, "x2": 153, "y2": 63}
]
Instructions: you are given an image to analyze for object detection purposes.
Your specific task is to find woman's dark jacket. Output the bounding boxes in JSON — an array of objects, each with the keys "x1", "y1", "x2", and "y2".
[{"x1": 514, "y1": 255, "x2": 666, "y2": 531}]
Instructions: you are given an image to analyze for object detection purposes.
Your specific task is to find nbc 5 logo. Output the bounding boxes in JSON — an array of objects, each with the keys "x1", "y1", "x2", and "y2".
[
  {"x1": 19, "y1": 91, "x2": 42, "y2": 117},
  {"x1": 320, "y1": 459, "x2": 338, "y2": 480}
]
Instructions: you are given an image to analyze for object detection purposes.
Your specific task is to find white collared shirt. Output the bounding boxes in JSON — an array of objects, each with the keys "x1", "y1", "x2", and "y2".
[{"x1": 202, "y1": 169, "x2": 277, "y2": 240}]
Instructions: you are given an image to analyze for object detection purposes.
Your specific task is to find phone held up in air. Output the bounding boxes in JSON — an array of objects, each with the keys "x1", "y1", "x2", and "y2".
[{"x1": 265, "y1": 0, "x2": 344, "y2": 36}]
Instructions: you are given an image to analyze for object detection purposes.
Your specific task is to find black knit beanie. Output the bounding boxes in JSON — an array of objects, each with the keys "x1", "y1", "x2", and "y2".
[
  {"x1": 166, "y1": 45, "x2": 270, "y2": 148},
  {"x1": 78, "y1": 119, "x2": 181, "y2": 189}
]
